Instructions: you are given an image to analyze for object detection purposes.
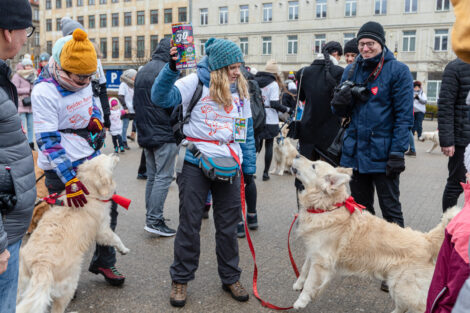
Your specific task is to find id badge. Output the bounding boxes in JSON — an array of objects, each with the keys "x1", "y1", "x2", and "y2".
[{"x1": 233, "y1": 117, "x2": 247, "y2": 143}]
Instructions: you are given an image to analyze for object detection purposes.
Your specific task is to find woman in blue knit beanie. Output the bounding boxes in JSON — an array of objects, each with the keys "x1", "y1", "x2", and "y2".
[{"x1": 150, "y1": 38, "x2": 257, "y2": 307}]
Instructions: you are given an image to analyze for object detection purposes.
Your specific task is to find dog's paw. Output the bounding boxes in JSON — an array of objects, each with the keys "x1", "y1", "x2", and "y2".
[
  {"x1": 293, "y1": 294, "x2": 310, "y2": 309},
  {"x1": 119, "y1": 246, "x2": 130, "y2": 255},
  {"x1": 293, "y1": 281, "x2": 304, "y2": 291}
]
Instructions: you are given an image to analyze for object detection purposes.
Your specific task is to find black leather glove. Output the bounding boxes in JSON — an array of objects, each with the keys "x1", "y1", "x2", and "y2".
[
  {"x1": 103, "y1": 114, "x2": 111, "y2": 129},
  {"x1": 386, "y1": 154, "x2": 405, "y2": 178},
  {"x1": 331, "y1": 84, "x2": 353, "y2": 113}
]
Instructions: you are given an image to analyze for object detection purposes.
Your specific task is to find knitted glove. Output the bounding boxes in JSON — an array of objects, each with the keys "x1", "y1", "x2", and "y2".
[
  {"x1": 87, "y1": 117, "x2": 103, "y2": 134},
  {"x1": 386, "y1": 154, "x2": 405, "y2": 178},
  {"x1": 65, "y1": 177, "x2": 89, "y2": 208}
]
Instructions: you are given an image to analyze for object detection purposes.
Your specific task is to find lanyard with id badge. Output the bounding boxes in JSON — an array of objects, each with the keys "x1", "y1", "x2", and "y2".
[{"x1": 233, "y1": 99, "x2": 247, "y2": 144}]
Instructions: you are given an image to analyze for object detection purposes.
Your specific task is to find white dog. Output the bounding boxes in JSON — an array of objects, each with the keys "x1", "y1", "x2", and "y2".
[
  {"x1": 270, "y1": 126, "x2": 298, "y2": 176},
  {"x1": 290, "y1": 156, "x2": 459, "y2": 313},
  {"x1": 419, "y1": 131, "x2": 439, "y2": 153},
  {"x1": 17, "y1": 154, "x2": 129, "y2": 313}
]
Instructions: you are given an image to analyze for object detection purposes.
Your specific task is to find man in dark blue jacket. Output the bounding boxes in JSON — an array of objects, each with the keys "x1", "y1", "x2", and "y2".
[
  {"x1": 134, "y1": 38, "x2": 177, "y2": 236},
  {"x1": 332, "y1": 21, "x2": 413, "y2": 228}
]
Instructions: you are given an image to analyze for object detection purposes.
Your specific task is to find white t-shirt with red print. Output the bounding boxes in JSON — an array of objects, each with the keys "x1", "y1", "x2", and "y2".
[
  {"x1": 175, "y1": 73, "x2": 251, "y2": 163},
  {"x1": 261, "y1": 81, "x2": 280, "y2": 125},
  {"x1": 109, "y1": 108, "x2": 123, "y2": 136},
  {"x1": 32, "y1": 82, "x2": 96, "y2": 170}
]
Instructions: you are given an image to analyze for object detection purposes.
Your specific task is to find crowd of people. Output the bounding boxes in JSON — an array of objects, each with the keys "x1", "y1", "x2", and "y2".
[{"x1": 1, "y1": 0, "x2": 470, "y2": 312}]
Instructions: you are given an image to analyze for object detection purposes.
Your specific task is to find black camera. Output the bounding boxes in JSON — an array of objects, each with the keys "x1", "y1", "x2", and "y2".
[{"x1": 339, "y1": 80, "x2": 370, "y2": 102}]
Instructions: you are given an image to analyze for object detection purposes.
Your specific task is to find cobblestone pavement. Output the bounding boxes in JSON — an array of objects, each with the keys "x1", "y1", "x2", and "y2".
[{"x1": 65, "y1": 120, "x2": 457, "y2": 313}]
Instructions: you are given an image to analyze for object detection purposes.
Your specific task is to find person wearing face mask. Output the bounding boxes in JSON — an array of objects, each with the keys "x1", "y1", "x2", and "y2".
[{"x1": 31, "y1": 28, "x2": 126, "y2": 287}]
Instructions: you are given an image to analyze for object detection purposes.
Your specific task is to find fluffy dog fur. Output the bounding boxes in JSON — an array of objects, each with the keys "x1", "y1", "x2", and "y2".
[
  {"x1": 17, "y1": 154, "x2": 129, "y2": 313},
  {"x1": 27, "y1": 151, "x2": 50, "y2": 234},
  {"x1": 291, "y1": 157, "x2": 459, "y2": 313},
  {"x1": 418, "y1": 131, "x2": 439, "y2": 153},
  {"x1": 270, "y1": 125, "x2": 298, "y2": 176}
]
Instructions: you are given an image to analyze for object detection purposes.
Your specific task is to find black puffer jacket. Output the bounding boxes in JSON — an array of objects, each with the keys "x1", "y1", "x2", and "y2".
[
  {"x1": 134, "y1": 38, "x2": 175, "y2": 148},
  {"x1": 0, "y1": 60, "x2": 36, "y2": 253},
  {"x1": 438, "y1": 58, "x2": 470, "y2": 147}
]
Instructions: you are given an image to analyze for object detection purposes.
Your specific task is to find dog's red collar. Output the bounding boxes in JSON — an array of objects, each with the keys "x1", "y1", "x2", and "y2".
[{"x1": 306, "y1": 196, "x2": 365, "y2": 214}]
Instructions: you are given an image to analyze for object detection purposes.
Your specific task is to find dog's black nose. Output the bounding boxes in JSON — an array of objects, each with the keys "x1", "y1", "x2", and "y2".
[{"x1": 292, "y1": 167, "x2": 297, "y2": 174}]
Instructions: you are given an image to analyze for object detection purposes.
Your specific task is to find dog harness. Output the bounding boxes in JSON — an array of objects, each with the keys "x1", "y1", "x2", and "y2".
[{"x1": 306, "y1": 196, "x2": 365, "y2": 214}]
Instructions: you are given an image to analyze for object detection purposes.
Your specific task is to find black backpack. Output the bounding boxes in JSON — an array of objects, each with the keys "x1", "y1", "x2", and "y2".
[
  {"x1": 170, "y1": 79, "x2": 203, "y2": 145},
  {"x1": 248, "y1": 79, "x2": 266, "y2": 135}
]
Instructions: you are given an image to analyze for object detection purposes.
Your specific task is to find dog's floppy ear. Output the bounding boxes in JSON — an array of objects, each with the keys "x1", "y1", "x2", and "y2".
[
  {"x1": 322, "y1": 172, "x2": 350, "y2": 193},
  {"x1": 336, "y1": 167, "x2": 353, "y2": 177}
]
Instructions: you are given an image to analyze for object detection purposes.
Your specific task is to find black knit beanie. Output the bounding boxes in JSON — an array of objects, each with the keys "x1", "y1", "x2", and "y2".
[
  {"x1": 322, "y1": 41, "x2": 343, "y2": 56},
  {"x1": 357, "y1": 21, "x2": 385, "y2": 47},
  {"x1": 0, "y1": 0, "x2": 32, "y2": 30},
  {"x1": 344, "y1": 38, "x2": 359, "y2": 55}
]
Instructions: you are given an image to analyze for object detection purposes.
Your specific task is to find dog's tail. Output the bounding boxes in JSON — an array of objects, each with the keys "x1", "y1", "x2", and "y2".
[
  {"x1": 425, "y1": 206, "x2": 461, "y2": 261},
  {"x1": 16, "y1": 264, "x2": 53, "y2": 313}
]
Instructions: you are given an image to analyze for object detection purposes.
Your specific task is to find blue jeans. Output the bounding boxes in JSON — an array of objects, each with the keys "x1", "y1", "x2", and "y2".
[
  {"x1": 20, "y1": 112, "x2": 34, "y2": 143},
  {"x1": 144, "y1": 143, "x2": 178, "y2": 224},
  {"x1": 121, "y1": 118, "x2": 130, "y2": 145},
  {"x1": 0, "y1": 240, "x2": 21, "y2": 313},
  {"x1": 408, "y1": 130, "x2": 416, "y2": 152},
  {"x1": 412, "y1": 112, "x2": 425, "y2": 138}
]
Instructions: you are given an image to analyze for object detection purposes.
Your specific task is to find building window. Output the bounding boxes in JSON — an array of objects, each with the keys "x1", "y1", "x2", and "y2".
[
  {"x1": 137, "y1": 11, "x2": 145, "y2": 25},
  {"x1": 427, "y1": 80, "x2": 441, "y2": 102},
  {"x1": 164, "y1": 9, "x2": 172, "y2": 23},
  {"x1": 99, "y1": 0, "x2": 106, "y2": 4},
  {"x1": 56, "y1": 18, "x2": 61, "y2": 31},
  {"x1": 200, "y1": 39, "x2": 207, "y2": 56},
  {"x1": 88, "y1": 15, "x2": 95, "y2": 28},
  {"x1": 46, "y1": 0, "x2": 51, "y2": 9},
  {"x1": 150, "y1": 10, "x2": 158, "y2": 24},
  {"x1": 77, "y1": 16, "x2": 84, "y2": 26},
  {"x1": 375, "y1": 0, "x2": 387, "y2": 14},
  {"x1": 345, "y1": 0, "x2": 356, "y2": 16},
  {"x1": 200, "y1": 8, "x2": 208, "y2": 25},
  {"x1": 77, "y1": 0, "x2": 83, "y2": 6},
  {"x1": 343, "y1": 32, "x2": 355, "y2": 46},
  {"x1": 287, "y1": 35, "x2": 298, "y2": 55},
  {"x1": 314, "y1": 34, "x2": 326, "y2": 54},
  {"x1": 46, "y1": 19, "x2": 52, "y2": 31},
  {"x1": 434, "y1": 29, "x2": 448, "y2": 51},
  {"x1": 88, "y1": 0, "x2": 94, "y2": 4},
  {"x1": 112, "y1": 37, "x2": 119, "y2": 58},
  {"x1": 316, "y1": 0, "x2": 327, "y2": 18},
  {"x1": 219, "y1": 7, "x2": 228, "y2": 24},
  {"x1": 263, "y1": 3, "x2": 272, "y2": 22},
  {"x1": 436, "y1": 0, "x2": 450, "y2": 11},
  {"x1": 47, "y1": 41, "x2": 52, "y2": 54},
  {"x1": 33, "y1": 8, "x2": 40, "y2": 21},
  {"x1": 150, "y1": 35, "x2": 159, "y2": 52},
  {"x1": 111, "y1": 0, "x2": 118, "y2": 2},
  {"x1": 66, "y1": 0, "x2": 72, "y2": 7},
  {"x1": 100, "y1": 14, "x2": 107, "y2": 28},
  {"x1": 402, "y1": 30, "x2": 416, "y2": 52},
  {"x1": 239, "y1": 37, "x2": 248, "y2": 55},
  {"x1": 178, "y1": 7, "x2": 187, "y2": 22},
  {"x1": 124, "y1": 36, "x2": 132, "y2": 58},
  {"x1": 137, "y1": 36, "x2": 145, "y2": 58},
  {"x1": 240, "y1": 5, "x2": 249, "y2": 23},
  {"x1": 34, "y1": 32, "x2": 40, "y2": 46},
  {"x1": 288, "y1": 1, "x2": 299, "y2": 20},
  {"x1": 56, "y1": 0, "x2": 61, "y2": 9},
  {"x1": 262, "y1": 36, "x2": 272, "y2": 55},
  {"x1": 111, "y1": 13, "x2": 119, "y2": 27},
  {"x1": 405, "y1": 0, "x2": 417, "y2": 13},
  {"x1": 100, "y1": 38, "x2": 107, "y2": 58},
  {"x1": 124, "y1": 12, "x2": 132, "y2": 26}
]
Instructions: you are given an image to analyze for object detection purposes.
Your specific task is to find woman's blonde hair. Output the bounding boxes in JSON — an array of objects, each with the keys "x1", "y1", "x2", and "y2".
[{"x1": 209, "y1": 66, "x2": 249, "y2": 108}]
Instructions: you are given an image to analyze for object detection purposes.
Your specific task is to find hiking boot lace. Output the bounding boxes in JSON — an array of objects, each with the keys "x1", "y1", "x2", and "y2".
[{"x1": 110, "y1": 266, "x2": 123, "y2": 277}]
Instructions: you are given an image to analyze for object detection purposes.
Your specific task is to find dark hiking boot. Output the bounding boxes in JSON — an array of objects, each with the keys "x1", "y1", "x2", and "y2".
[
  {"x1": 222, "y1": 281, "x2": 249, "y2": 302},
  {"x1": 247, "y1": 213, "x2": 258, "y2": 230},
  {"x1": 170, "y1": 282, "x2": 187, "y2": 307},
  {"x1": 88, "y1": 265, "x2": 125, "y2": 286}
]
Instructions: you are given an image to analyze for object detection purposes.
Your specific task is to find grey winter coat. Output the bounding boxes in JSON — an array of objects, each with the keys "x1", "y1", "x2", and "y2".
[{"x1": 0, "y1": 60, "x2": 36, "y2": 253}]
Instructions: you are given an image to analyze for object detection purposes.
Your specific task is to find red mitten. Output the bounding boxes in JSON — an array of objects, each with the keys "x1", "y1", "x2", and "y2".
[
  {"x1": 65, "y1": 177, "x2": 90, "y2": 208},
  {"x1": 87, "y1": 117, "x2": 103, "y2": 134}
]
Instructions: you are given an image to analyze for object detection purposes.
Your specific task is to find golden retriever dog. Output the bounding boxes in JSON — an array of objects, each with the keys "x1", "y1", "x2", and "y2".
[
  {"x1": 17, "y1": 154, "x2": 130, "y2": 313},
  {"x1": 270, "y1": 126, "x2": 298, "y2": 176},
  {"x1": 27, "y1": 151, "x2": 50, "y2": 234},
  {"x1": 418, "y1": 131, "x2": 440, "y2": 153},
  {"x1": 290, "y1": 156, "x2": 459, "y2": 313}
]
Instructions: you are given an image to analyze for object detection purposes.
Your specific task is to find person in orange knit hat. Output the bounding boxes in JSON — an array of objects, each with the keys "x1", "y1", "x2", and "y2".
[{"x1": 31, "y1": 28, "x2": 126, "y2": 286}]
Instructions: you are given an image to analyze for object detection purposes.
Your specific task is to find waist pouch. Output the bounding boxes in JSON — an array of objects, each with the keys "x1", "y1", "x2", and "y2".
[
  {"x1": 60, "y1": 128, "x2": 106, "y2": 151},
  {"x1": 199, "y1": 155, "x2": 239, "y2": 183}
]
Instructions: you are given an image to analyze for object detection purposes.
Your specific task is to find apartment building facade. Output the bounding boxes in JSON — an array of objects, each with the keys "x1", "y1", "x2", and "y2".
[
  {"x1": 40, "y1": 0, "x2": 188, "y2": 71},
  {"x1": 192, "y1": 0, "x2": 455, "y2": 102}
]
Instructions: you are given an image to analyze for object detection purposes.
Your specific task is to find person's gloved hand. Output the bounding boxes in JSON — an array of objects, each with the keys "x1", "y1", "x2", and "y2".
[
  {"x1": 103, "y1": 114, "x2": 111, "y2": 129},
  {"x1": 65, "y1": 177, "x2": 89, "y2": 208},
  {"x1": 386, "y1": 154, "x2": 405, "y2": 178},
  {"x1": 87, "y1": 117, "x2": 103, "y2": 134},
  {"x1": 331, "y1": 84, "x2": 353, "y2": 112},
  {"x1": 169, "y1": 46, "x2": 178, "y2": 71}
]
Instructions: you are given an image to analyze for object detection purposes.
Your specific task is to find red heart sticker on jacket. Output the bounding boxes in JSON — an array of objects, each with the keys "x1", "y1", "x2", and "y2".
[{"x1": 371, "y1": 86, "x2": 378, "y2": 95}]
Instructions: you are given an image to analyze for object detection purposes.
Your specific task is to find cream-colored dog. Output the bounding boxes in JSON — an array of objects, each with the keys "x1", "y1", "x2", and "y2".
[
  {"x1": 418, "y1": 131, "x2": 439, "y2": 153},
  {"x1": 17, "y1": 154, "x2": 129, "y2": 313},
  {"x1": 270, "y1": 126, "x2": 298, "y2": 176},
  {"x1": 290, "y1": 156, "x2": 459, "y2": 313}
]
